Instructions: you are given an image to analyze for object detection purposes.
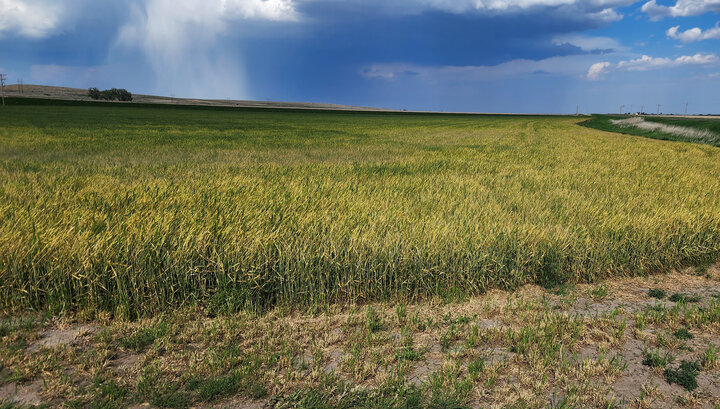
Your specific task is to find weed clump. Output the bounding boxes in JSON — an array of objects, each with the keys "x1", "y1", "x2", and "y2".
[
  {"x1": 673, "y1": 328, "x2": 693, "y2": 340},
  {"x1": 664, "y1": 361, "x2": 701, "y2": 391},
  {"x1": 669, "y1": 293, "x2": 701, "y2": 303},
  {"x1": 648, "y1": 289, "x2": 666, "y2": 299}
]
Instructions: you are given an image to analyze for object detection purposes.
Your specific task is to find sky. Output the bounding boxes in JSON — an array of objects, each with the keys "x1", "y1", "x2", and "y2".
[{"x1": 1, "y1": 0, "x2": 719, "y2": 113}]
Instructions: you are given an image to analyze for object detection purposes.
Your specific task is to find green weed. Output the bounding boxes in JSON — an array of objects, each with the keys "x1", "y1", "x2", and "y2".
[
  {"x1": 669, "y1": 294, "x2": 701, "y2": 303},
  {"x1": 664, "y1": 361, "x2": 702, "y2": 391},
  {"x1": 648, "y1": 289, "x2": 666, "y2": 299},
  {"x1": 673, "y1": 328, "x2": 694, "y2": 340}
]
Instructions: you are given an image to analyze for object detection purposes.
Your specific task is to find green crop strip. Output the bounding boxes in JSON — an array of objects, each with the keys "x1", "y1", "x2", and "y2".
[{"x1": 581, "y1": 115, "x2": 720, "y2": 147}]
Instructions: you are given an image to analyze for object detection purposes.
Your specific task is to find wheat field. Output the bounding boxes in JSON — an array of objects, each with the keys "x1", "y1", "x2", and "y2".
[{"x1": 1, "y1": 102, "x2": 719, "y2": 318}]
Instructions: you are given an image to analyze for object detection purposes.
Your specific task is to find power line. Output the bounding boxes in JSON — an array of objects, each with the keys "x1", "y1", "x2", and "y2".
[{"x1": 0, "y1": 74, "x2": 6, "y2": 106}]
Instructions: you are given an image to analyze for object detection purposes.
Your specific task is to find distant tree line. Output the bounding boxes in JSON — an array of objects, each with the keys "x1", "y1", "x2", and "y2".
[{"x1": 88, "y1": 88, "x2": 132, "y2": 102}]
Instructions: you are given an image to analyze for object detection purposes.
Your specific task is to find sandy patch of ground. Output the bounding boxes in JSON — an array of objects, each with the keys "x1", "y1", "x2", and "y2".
[
  {"x1": 0, "y1": 379, "x2": 45, "y2": 406},
  {"x1": 28, "y1": 324, "x2": 96, "y2": 352}
]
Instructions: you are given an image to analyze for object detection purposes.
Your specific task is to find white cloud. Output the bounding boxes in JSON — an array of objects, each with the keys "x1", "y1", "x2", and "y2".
[
  {"x1": 362, "y1": 51, "x2": 718, "y2": 86},
  {"x1": 616, "y1": 55, "x2": 673, "y2": 70},
  {"x1": 116, "y1": 0, "x2": 298, "y2": 99},
  {"x1": 667, "y1": 23, "x2": 720, "y2": 43},
  {"x1": 0, "y1": 0, "x2": 64, "y2": 38},
  {"x1": 585, "y1": 53, "x2": 720, "y2": 79},
  {"x1": 616, "y1": 53, "x2": 719, "y2": 70},
  {"x1": 461, "y1": 0, "x2": 590, "y2": 11},
  {"x1": 0, "y1": 0, "x2": 638, "y2": 42},
  {"x1": 408, "y1": 0, "x2": 633, "y2": 13},
  {"x1": 674, "y1": 53, "x2": 719, "y2": 64},
  {"x1": 362, "y1": 54, "x2": 608, "y2": 83},
  {"x1": 304, "y1": 0, "x2": 632, "y2": 22},
  {"x1": 641, "y1": 0, "x2": 720, "y2": 20},
  {"x1": 362, "y1": 50, "x2": 718, "y2": 85},
  {"x1": 587, "y1": 61, "x2": 611, "y2": 79},
  {"x1": 0, "y1": 0, "x2": 635, "y2": 43},
  {"x1": 223, "y1": 0, "x2": 298, "y2": 21},
  {"x1": 552, "y1": 34, "x2": 627, "y2": 52},
  {"x1": 584, "y1": 7, "x2": 624, "y2": 22}
]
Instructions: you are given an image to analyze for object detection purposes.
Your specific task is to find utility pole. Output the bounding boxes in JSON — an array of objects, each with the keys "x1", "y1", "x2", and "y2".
[
  {"x1": 620, "y1": 104, "x2": 625, "y2": 114},
  {"x1": 576, "y1": 105, "x2": 579, "y2": 116},
  {"x1": 684, "y1": 102, "x2": 689, "y2": 115},
  {"x1": 0, "y1": 74, "x2": 6, "y2": 106},
  {"x1": 640, "y1": 105, "x2": 644, "y2": 114},
  {"x1": 17, "y1": 79, "x2": 23, "y2": 94},
  {"x1": 657, "y1": 104, "x2": 661, "y2": 115},
  {"x1": 630, "y1": 104, "x2": 633, "y2": 114}
]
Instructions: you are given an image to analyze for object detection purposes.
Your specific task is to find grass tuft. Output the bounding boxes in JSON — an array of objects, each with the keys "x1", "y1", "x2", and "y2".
[
  {"x1": 702, "y1": 343, "x2": 718, "y2": 369},
  {"x1": 396, "y1": 337, "x2": 425, "y2": 362},
  {"x1": 119, "y1": 322, "x2": 167, "y2": 352},
  {"x1": 588, "y1": 284, "x2": 609, "y2": 301},
  {"x1": 366, "y1": 307, "x2": 384, "y2": 333},
  {"x1": 642, "y1": 350, "x2": 673, "y2": 368},
  {"x1": 467, "y1": 357, "x2": 486, "y2": 380}
]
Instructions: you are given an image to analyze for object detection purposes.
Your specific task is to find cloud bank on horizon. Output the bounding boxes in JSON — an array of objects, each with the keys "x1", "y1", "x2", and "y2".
[{"x1": 1, "y1": 0, "x2": 719, "y2": 113}]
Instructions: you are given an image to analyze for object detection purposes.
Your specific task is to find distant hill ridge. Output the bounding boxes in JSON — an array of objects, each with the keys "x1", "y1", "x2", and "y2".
[{"x1": 2, "y1": 84, "x2": 389, "y2": 111}]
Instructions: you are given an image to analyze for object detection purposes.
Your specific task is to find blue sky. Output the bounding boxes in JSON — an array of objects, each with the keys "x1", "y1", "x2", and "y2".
[{"x1": 1, "y1": 0, "x2": 719, "y2": 113}]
